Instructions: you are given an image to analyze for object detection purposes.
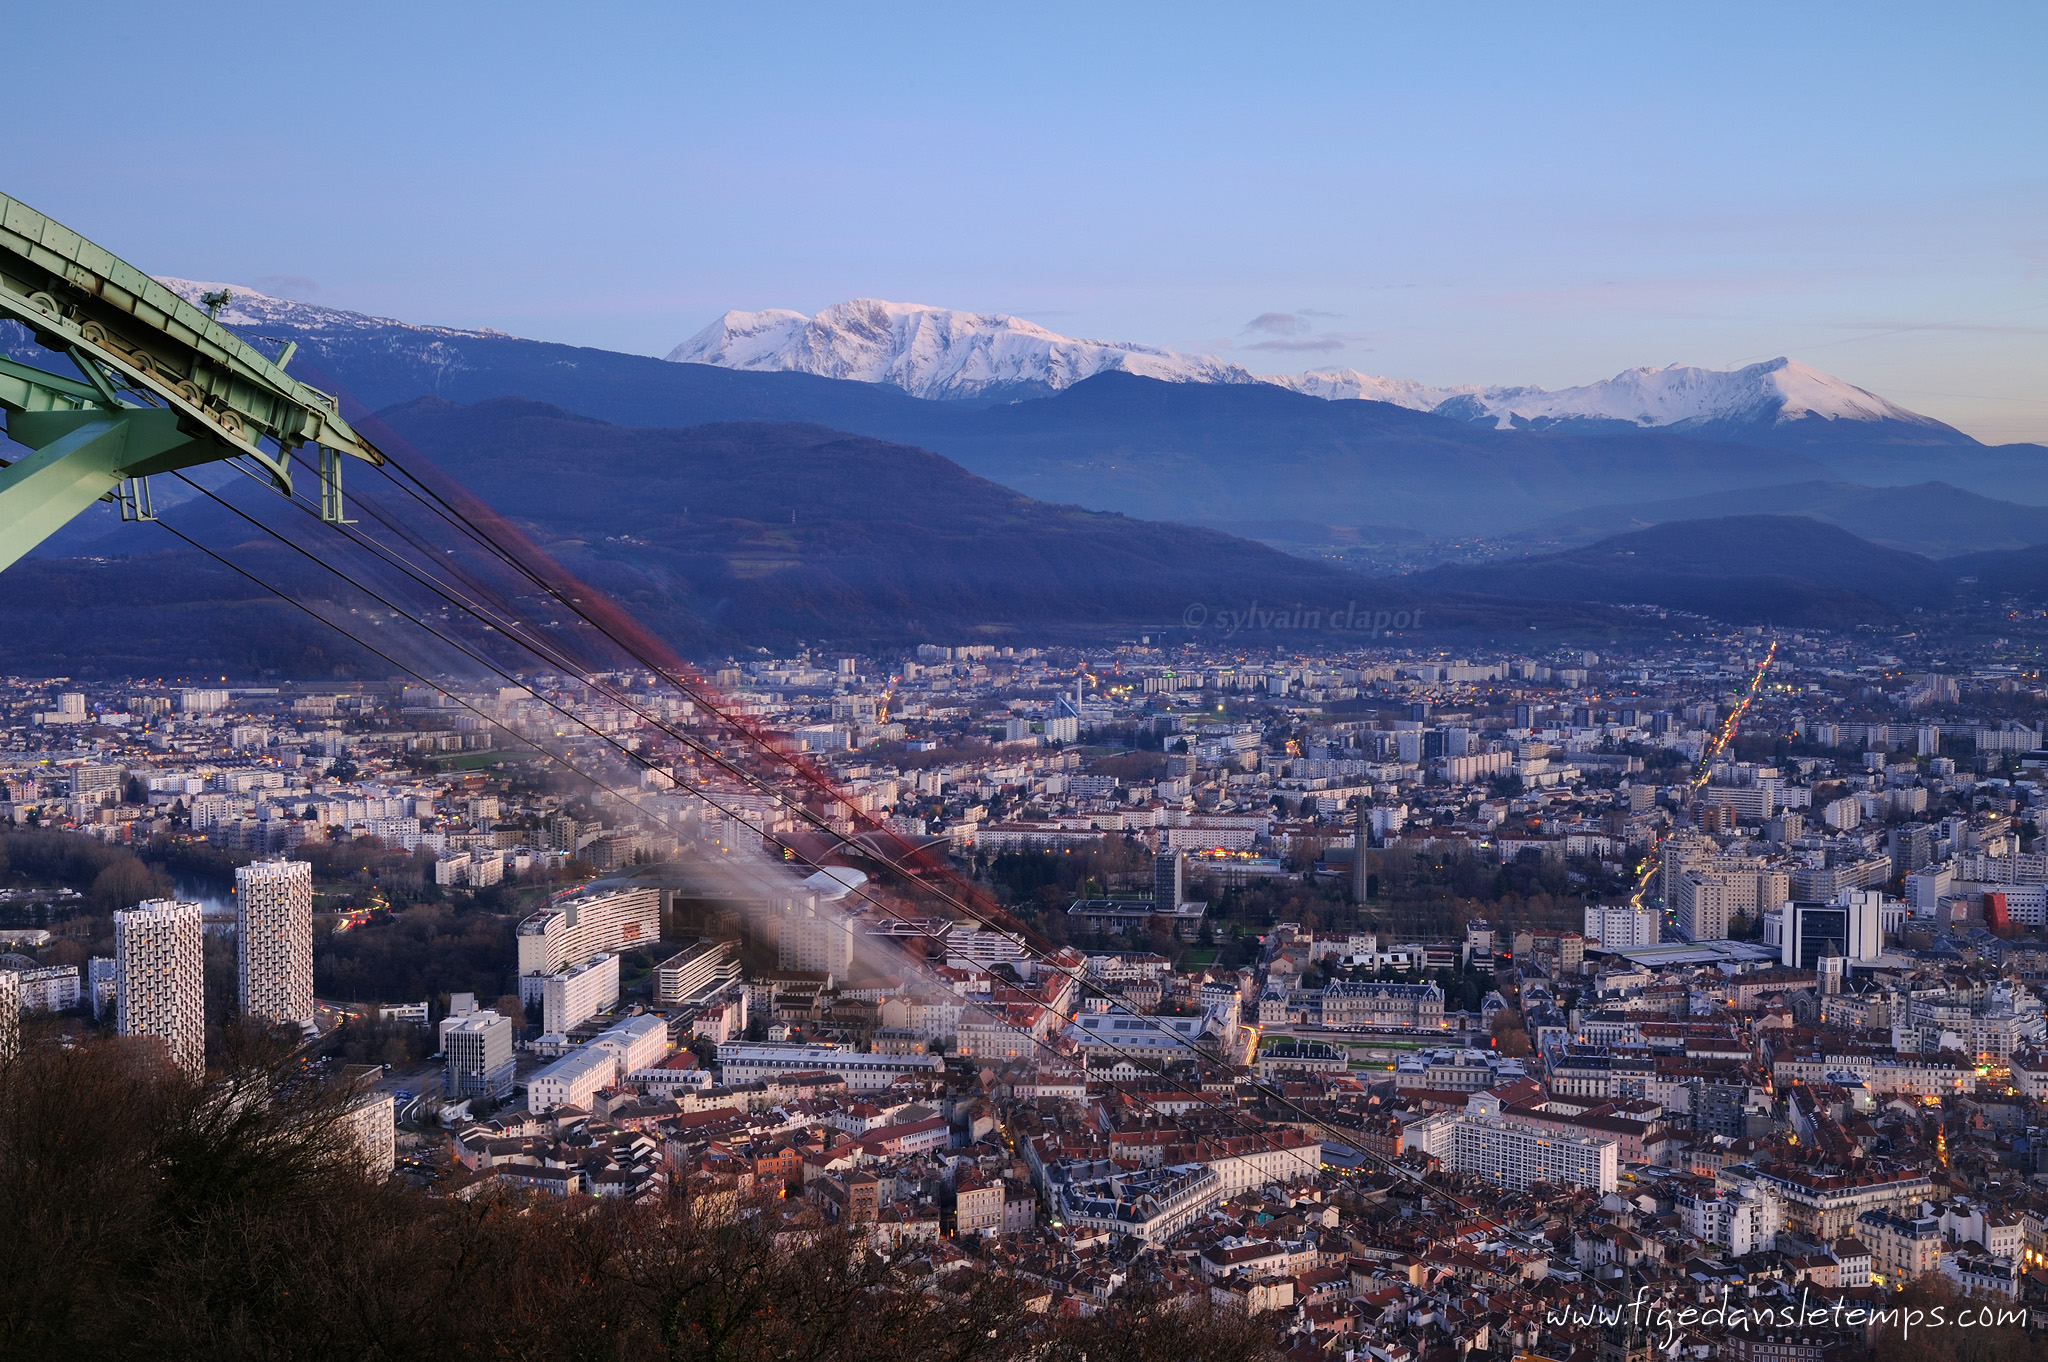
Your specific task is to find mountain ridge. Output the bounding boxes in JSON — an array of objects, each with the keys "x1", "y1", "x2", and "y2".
[
  {"x1": 82, "y1": 282, "x2": 2048, "y2": 534},
  {"x1": 157, "y1": 280, "x2": 1980, "y2": 448},
  {"x1": 1272, "y1": 356, "x2": 1964, "y2": 445},
  {"x1": 667, "y1": 298, "x2": 1258, "y2": 400}
]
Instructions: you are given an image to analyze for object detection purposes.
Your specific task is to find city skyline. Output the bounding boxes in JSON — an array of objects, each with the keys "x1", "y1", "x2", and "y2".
[{"x1": 4, "y1": 9, "x2": 2048, "y2": 1352}]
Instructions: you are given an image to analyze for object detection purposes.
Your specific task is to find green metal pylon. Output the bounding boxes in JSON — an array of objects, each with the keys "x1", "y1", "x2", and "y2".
[
  {"x1": 0, "y1": 192, "x2": 386, "y2": 570},
  {"x1": 0, "y1": 407, "x2": 205, "y2": 572}
]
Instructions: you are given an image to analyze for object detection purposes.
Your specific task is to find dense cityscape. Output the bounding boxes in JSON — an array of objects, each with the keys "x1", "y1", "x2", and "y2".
[
  {"x1": 3, "y1": 626, "x2": 2045, "y2": 1354},
  {"x1": 6, "y1": 9, "x2": 2046, "y2": 1359}
]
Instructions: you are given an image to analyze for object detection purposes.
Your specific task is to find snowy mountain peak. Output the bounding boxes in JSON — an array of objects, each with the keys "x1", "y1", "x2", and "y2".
[
  {"x1": 668, "y1": 299, "x2": 1952, "y2": 435},
  {"x1": 1271, "y1": 369, "x2": 1475, "y2": 410},
  {"x1": 666, "y1": 299, "x2": 1258, "y2": 400},
  {"x1": 1271, "y1": 355, "x2": 1951, "y2": 434},
  {"x1": 1748, "y1": 356, "x2": 1937, "y2": 425},
  {"x1": 150, "y1": 278, "x2": 1958, "y2": 441},
  {"x1": 156, "y1": 278, "x2": 507, "y2": 339}
]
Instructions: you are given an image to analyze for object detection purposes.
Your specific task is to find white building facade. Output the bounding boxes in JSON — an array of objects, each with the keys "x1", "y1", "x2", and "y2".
[
  {"x1": 517, "y1": 886, "x2": 659, "y2": 977},
  {"x1": 1583, "y1": 904, "x2": 1662, "y2": 950},
  {"x1": 541, "y1": 953, "x2": 621, "y2": 1035},
  {"x1": 115, "y1": 898, "x2": 206, "y2": 1079},
  {"x1": 1448, "y1": 1093, "x2": 1618, "y2": 1194},
  {"x1": 236, "y1": 859, "x2": 315, "y2": 1029}
]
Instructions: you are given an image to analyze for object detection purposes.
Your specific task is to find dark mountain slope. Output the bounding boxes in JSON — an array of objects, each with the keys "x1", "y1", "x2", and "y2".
[
  {"x1": 1944, "y1": 543, "x2": 2048, "y2": 602},
  {"x1": 0, "y1": 546, "x2": 393, "y2": 679},
  {"x1": 1409, "y1": 515, "x2": 1955, "y2": 627},
  {"x1": 896, "y1": 373, "x2": 1840, "y2": 537},
  {"x1": 10, "y1": 401, "x2": 1624, "y2": 675},
  {"x1": 1498, "y1": 481, "x2": 2048, "y2": 560},
  {"x1": 374, "y1": 396, "x2": 1422, "y2": 643}
]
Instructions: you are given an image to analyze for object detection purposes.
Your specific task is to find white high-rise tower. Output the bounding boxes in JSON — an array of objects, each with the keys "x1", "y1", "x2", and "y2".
[
  {"x1": 0, "y1": 968, "x2": 19, "y2": 1061},
  {"x1": 236, "y1": 859, "x2": 315, "y2": 1031},
  {"x1": 114, "y1": 898, "x2": 205, "y2": 1079}
]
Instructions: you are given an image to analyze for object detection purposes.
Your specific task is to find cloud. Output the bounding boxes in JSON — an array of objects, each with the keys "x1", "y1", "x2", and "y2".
[
  {"x1": 256, "y1": 274, "x2": 320, "y2": 297},
  {"x1": 1239, "y1": 309, "x2": 1366, "y2": 351},
  {"x1": 1241, "y1": 335, "x2": 1353, "y2": 353},
  {"x1": 1244, "y1": 311, "x2": 1311, "y2": 336}
]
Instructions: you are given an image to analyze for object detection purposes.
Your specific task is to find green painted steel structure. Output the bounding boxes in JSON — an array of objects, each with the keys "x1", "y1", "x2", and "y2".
[{"x1": 0, "y1": 194, "x2": 383, "y2": 571}]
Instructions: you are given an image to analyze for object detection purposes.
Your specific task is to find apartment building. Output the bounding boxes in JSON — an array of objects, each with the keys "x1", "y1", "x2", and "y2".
[
  {"x1": 114, "y1": 898, "x2": 205, "y2": 1079},
  {"x1": 653, "y1": 939, "x2": 740, "y2": 1006},
  {"x1": 528, "y1": 1014, "x2": 670, "y2": 1113},
  {"x1": 517, "y1": 886, "x2": 659, "y2": 978},
  {"x1": 779, "y1": 904, "x2": 855, "y2": 977},
  {"x1": 1449, "y1": 1092, "x2": 1618, "y2": 1194},
  {"x1": 542, "y1": 953, "x2": 621, "y2": 1035},
  {"x1": 1583, "y1": 904, "x2": 1662, "y2": 950},
  {"x1": 236, "y1": 858, "x2": 314, "y2": 1030},
  {"x1": 714, "y1": 1042, "x2": 944, "y2": 1090},
  {"x1": 1857, "y1": 1206, "x2": 1942, "y2": 1284},
  {"x1": 1755, "y1": 1166, "x2": 1935, "y2": 1241}
]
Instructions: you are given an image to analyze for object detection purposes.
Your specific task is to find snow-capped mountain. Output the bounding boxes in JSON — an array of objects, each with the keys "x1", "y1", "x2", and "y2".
[
  {"x1": 158, "y1": 279, "x2": 507, "y2": 339},
  {"x1": 666, "y1": 299, "x2": 1258, "y2": 400},
  {"x1": 1274, "y1": 369, "x2": 1479, "y2": 410},
  {"x1": 1271, "y1": 356, "x2": 1952, "y2": 436},
  {"x1": 142, "y1": 282, "x2": 1965, "y2": 447},
  {"x1": 666, "y1": 299, "x2": 1961, "y2": 441}
]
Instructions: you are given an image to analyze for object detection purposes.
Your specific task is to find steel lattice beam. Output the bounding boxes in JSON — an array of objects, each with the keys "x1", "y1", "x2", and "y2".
[{"x1": 0, "y1": 193, "x2": 385, "y2": 570}]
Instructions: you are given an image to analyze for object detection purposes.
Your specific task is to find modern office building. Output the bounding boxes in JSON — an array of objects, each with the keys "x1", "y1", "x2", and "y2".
[
  {"x1": 1154, "y1": 850, "x2": 1184, "y2": 911},
  {"x1": 1464, "y1": 919, "x2": 1494, "y2": 964},
  {"x1": 440, "y1": 1009, "x2": 516, "y2": 1102},
  {"x1": 1350, "y1": 802, "x2": 1373, "y2": 902},
  {"x1": 236, "y1": 858, "x2": 314, "y2": 1030},
  {"x1": 114, "y1": 898, "x2": 206, "y2": 1079},
  {"x1": 1064, "y1": 897, "x2": 1207, "y2": 940},
  {"x1": 1772, "y1": 890, "x2": 1887, "y2": 971}
]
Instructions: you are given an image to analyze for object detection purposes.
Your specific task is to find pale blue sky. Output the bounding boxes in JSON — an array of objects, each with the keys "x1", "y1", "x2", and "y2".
[{"x1": 11, "y1": 3, "x2": 2047, "y2": 440}]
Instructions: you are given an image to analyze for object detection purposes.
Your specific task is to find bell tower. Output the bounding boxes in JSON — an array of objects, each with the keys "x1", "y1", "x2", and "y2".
[{"x1": 1596, "y1": 1306, "x2": 1651, "y2": 1362}]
